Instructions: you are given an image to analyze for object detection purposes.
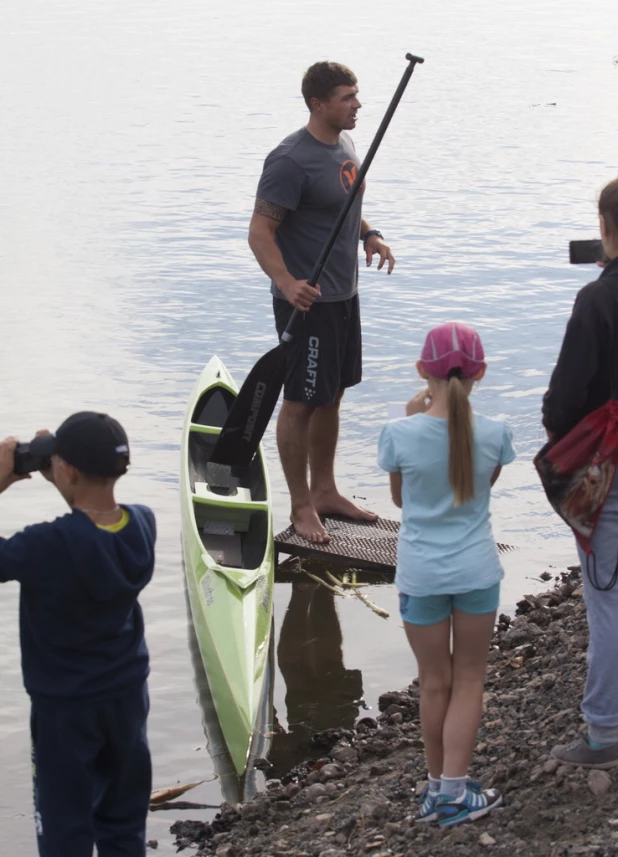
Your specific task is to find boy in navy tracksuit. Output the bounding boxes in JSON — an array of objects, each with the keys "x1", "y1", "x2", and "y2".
[{"x1": 0, "y1": 412, "x2": 156, "y2": 857}]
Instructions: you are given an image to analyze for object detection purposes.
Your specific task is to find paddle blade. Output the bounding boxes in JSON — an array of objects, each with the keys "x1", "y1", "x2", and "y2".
[{"x1": 210, "y1": 344, "x2": 287, "y2": 467}]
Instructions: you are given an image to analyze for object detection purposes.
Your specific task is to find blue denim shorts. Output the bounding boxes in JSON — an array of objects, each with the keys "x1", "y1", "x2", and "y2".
[{"x1": 399, "y1": 583, "x2": 501, "y2": 627}]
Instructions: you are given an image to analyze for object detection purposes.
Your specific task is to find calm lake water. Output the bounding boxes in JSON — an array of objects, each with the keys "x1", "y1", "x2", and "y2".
[{"x1": 1, "y1": 0, "x2": 617, "y2": 851}]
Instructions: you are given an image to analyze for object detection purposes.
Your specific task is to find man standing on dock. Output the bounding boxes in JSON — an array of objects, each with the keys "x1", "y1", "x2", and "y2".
[{"x1": 248, "y1": 61, "x2": 395, "y2": 543}]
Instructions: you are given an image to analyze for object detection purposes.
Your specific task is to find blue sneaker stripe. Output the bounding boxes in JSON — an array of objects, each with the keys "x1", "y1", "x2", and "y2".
[{"x1": 417, "y1": 785, "x2": 439, "y2": 821}]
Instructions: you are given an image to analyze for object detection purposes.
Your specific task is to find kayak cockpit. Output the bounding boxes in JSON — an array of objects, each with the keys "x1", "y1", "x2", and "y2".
[
  {"x1": 191, "y1": 385, "x2": 236, "y2": 428},
  {"x1": 186, "y1": 381, "x2": 270, "y2": 577}
]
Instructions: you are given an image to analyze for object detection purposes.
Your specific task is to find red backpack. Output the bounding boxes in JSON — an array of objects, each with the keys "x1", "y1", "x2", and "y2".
[{"x1": 534, "y1": 291, "x2": 618, "y2": 591}]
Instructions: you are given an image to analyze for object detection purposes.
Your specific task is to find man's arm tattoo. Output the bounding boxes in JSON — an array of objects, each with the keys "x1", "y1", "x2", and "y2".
[{"x1": 254, "y1": 198, "x2": 287, "y2": 222}]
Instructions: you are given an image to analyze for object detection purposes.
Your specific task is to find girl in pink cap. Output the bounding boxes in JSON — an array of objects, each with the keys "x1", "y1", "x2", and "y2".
[{"x1": 378, "y1": 322, "x2": 515, "y2": 828}]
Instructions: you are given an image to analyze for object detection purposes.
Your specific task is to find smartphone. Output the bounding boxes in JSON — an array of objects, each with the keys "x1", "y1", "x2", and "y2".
[{"x1": 569, "y1": 239, "x2": 605, "y2": 265}]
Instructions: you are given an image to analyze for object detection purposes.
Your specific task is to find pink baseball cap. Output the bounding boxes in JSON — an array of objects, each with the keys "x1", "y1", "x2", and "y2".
[{"x1": 420, "y1": 322, "x2": 486, "y2": 380}]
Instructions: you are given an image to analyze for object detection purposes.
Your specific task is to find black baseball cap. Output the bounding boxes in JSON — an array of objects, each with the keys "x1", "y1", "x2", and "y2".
[{"x1": 33, "y1": 412, "x2": 130, "y2": 477}]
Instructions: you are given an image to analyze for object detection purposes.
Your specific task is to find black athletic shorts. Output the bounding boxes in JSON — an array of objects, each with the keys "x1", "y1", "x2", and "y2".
[{"x1": 273, "y1": 295, "x2": 362, "y2": 407}]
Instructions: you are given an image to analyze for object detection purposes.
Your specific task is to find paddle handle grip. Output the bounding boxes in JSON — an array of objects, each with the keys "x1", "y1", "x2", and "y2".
[{"x1": 281, "y1": 51, "x2": 424, "y2": 345}]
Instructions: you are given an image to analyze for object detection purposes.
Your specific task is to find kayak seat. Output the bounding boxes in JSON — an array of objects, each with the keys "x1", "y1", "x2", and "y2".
[
  {"x1": 200, "y1": 521, "x2": 243, "y2": 568},
  {"x1": 193, "y1": 503, "x2": 269, "y2": 570},
  {"x1": 194, "y1": 481, "x2": 253, "y2": 505},
  {"x1": 205, "y1": 462, "x2": 239, "y2": 496},
  {"x1": 188, "y1": 430, "x2": 267, "y2": 502}
]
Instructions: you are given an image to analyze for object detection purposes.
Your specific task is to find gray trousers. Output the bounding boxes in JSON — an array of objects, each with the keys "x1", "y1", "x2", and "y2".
[{"x1": 576, "y1": 479, "x2": 618, "y2": 744}]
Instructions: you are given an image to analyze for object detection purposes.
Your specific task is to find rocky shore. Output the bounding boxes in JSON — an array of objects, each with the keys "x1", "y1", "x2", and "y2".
[{"x1": 170, "y1": 568, "x2": 618, "y2": 857}]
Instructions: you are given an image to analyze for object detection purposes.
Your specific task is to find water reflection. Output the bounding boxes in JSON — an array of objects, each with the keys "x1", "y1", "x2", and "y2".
[
  {"x1": 185, "y1": 572, "x2": 372, "y2": 784},
  {"x1": 185, "y1": 588, "x2": 272, "y2": 803},
  {"x1": 268, "y1": 579, "x2": 364, "y2": 776}
]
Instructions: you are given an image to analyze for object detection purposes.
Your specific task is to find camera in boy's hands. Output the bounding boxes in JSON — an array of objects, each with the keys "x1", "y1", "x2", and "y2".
[{"x1": 13, "y1": 435, "x2": 52, "y2": 476}]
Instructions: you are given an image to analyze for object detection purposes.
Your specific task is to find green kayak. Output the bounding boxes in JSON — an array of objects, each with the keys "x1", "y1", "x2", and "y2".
[{"x1": 180, "y1": 355, "x2": 275, "y2": 775}]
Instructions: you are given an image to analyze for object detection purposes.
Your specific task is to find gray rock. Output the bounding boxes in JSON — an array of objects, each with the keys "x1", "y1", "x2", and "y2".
[
  {"x1": 355, "y1": 717, "x2": 378, "y2": 732},
  {"x1": 552, "y1": 602, "x2": 575, "y2": 618},
  {"x1": 241, "y1": 803, "x2": 262, "y2": 820},
  {"x1": 502, "y1": 622, "x2": 543, "y2": 648},
  {"x1": 441, "y1": 826, "x2": 471, "y2": 844},
  {"x1": 480, "y1": 832, "x2": 497, "y2": 846},
  {"x1": 414, "y1": 778, "x2": 428, "y2": 795},
  {"x1": 543, "y1": 758, "x2": 561, "y2": 774},
  {"x1": 588, "y1": 769, "x2": 612, "y2": 796},
  {"x1": 361, "y1": 800, "x2": 392, "y2": 821},
  {"x1": 331, "y1": 745, "x2": 358, "y2": 764},
  {"x1": 319, "y1": 763, "x2": 345, "y2": 782},
  {"x1": 313, "y1": 813, "x2": 334, "y2": 831},
  {"x1": 541, "y1": 673, "x2": 557, "y2": 689},
  {"x1": 284, "y1": 783, "x2": 300, "y2": 799},
  {"x1": 305, "y1": 783, "x2": 328, "y2": 802},
  {"x1": 528, "y1": 609, "x2": 552, "y2": 628}
]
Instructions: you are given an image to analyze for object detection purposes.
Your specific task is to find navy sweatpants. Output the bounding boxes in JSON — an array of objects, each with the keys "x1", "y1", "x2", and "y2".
[{"x1": 30, "y1": 683, "x2": 152, "y2": 857}]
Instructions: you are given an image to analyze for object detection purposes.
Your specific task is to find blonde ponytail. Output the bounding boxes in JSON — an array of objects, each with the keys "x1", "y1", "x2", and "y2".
[{"x1": 447, "y1": 376, "x2": 474, "y2": 506}]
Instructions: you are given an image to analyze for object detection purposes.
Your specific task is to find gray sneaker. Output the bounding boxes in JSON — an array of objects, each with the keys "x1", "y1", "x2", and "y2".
[{"x1": 551, "y1": 737, "x2": 618, "y2": 769}]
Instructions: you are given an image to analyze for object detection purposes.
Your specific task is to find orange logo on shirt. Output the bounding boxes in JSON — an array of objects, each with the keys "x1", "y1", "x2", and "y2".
[{"x1": 340, "y1": 160, "x2": 359, "y2": 194}]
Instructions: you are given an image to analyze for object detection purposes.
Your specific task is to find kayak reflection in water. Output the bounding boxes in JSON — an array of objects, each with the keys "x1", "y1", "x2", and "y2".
[{"x1": 268, "y1": 580, "x2": 363, "y2": 776}]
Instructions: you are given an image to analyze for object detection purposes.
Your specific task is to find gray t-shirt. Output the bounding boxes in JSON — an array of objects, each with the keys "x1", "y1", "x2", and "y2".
[{"x1": 256, "y1": 128, "x2": 363, "y2": 303}]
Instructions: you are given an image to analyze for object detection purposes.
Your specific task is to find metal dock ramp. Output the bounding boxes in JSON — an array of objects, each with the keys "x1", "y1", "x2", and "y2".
[{"x1": 275, "y1": 516, "x2": 515, "y2": 574}]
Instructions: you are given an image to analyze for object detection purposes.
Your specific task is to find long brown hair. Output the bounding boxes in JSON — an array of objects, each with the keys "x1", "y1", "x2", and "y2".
[
  {"x1": 599, "y1": 177, "x2": 618, "y2": 234},
  {"x1": 447, "y1": 376, "x2": 474, "y2": 506}
]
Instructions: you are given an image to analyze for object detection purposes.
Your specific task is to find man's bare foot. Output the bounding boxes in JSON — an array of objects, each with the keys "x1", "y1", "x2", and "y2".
[
  {"x1": 291, "y1": 505, "x2": 331, "y2": 544},
  {"x1": 312, "y1": 491, "x2": 378, "y2": 522}
]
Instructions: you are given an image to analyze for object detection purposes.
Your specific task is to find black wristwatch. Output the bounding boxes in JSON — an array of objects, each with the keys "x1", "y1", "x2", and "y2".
[{"x1": 361, "y1": 229, "x2": 383, "y2": 245}]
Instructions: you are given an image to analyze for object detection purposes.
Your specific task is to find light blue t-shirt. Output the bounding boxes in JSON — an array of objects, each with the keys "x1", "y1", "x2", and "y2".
[{"x1": 377, "y1": 413, "x2": 516, "y2": 597}]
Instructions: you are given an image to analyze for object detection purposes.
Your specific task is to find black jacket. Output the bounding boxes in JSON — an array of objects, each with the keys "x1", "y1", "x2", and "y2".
[{"x1": 542, "y1": 257, "x2": 618, "y2": 438}]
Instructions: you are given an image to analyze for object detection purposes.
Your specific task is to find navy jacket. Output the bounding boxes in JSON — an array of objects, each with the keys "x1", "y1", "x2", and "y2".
[
  {"x1": 0, "y1": 504, "x2": 155, "y2": 700},
  {"x1": 542, "y1": 257, "x2": 618, "y2": 438}
]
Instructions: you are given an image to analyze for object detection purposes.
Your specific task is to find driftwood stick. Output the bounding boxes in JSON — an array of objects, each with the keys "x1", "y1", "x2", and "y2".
[
  {"x1": 323, "y1": 571, "x2": 388, "y2": 616},
  {"x1": 325, "y1": 570, "x2": 369, "y2": 589},
  {"x1": 353, "y1": 588, "x2": 390, "y2": 619},
  {"x1": 150, "y1": 780, "x2": 204, "y2": 805},
  {"x1": 301, "y1": 568, "x2": 348, "y2": 596},
  {"x1": 150, "y1": 800, "x2": 221, "y2": 812}
]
